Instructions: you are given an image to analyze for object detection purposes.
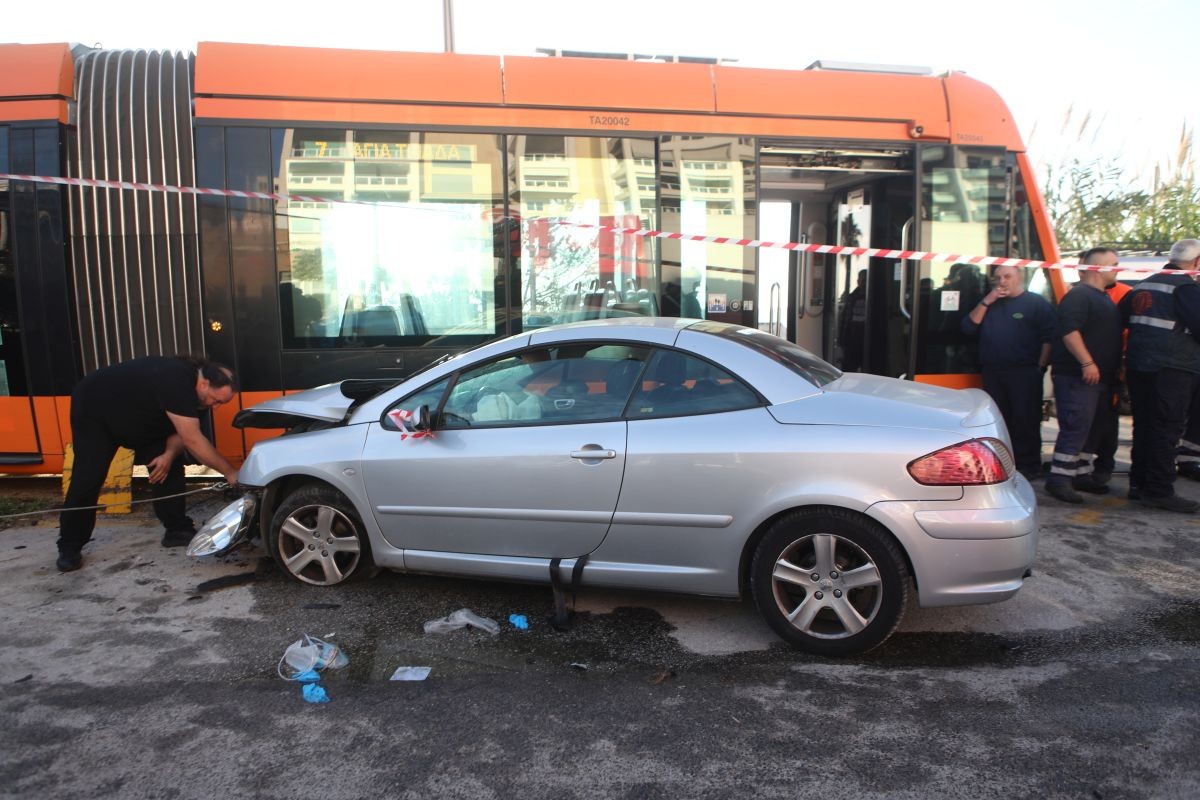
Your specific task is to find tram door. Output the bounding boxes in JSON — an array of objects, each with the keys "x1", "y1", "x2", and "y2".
[{"x1": 758, "y1": 144, "x2": 915, "y2": 377}]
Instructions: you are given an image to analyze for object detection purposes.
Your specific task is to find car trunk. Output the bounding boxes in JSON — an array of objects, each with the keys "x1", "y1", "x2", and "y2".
[{"x1": 768, "y1": 373, "x2": 998, "y2": 431}]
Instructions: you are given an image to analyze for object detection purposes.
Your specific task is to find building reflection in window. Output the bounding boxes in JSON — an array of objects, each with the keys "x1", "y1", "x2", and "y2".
[
  {"x1": 510, "y1": 135, "x2": 659, "y2": 329},
  {"x1": 276, "y1": 129, "x2": 503, "y2": 346},
  {"x1": 659, "y1": 136, "x2": 756, "y2": 325}
]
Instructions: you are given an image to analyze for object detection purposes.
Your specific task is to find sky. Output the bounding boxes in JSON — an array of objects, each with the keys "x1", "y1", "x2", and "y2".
[{"x1": 8, "y1": 0, "x2": 1197, "y2": 190}]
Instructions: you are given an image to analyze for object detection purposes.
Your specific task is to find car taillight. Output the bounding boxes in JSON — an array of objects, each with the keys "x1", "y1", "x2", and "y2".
[{"x1": 907, "y1": 438, "x2": 1013, "y2": 486}]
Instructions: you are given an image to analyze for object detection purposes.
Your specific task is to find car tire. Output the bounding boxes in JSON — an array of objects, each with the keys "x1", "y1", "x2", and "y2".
[
  {"x1": 750, "y1": 508, "x2": 909, "y2": 656},
  {"x1": 268, "y1": 484, "x2": 375, "y2": 587}
]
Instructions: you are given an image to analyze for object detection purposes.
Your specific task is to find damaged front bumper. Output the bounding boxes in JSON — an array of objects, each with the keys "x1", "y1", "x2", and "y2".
[{"x1": 187, "y1": 492, "x2": 260, "y2": 557}]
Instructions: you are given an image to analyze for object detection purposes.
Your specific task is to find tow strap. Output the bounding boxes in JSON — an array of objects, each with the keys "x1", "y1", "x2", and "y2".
[{"x1": 548, "y1": 554, "x2": 588, "y2": 631}]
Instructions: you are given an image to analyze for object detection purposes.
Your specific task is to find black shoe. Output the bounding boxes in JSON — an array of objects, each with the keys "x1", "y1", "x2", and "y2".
[
  {"x1": 1046, "y1": 481, "x2": 1084, "y2": 504},
  {"x1": 56, "y1": 552, "x2": 82, "y2": 572},
  {"x1": 1073, "y1": 475, "x2": 1110, "y2": 495},
  {"x1": 1019, "y1": 467, "x2": 1043, "y2": 482},
  {"x1": 161, "y1": 529, "x2": 197, "y2": 548},
  {"x1": 1091, "y1": 471, "x2": 1113, "y2": 486},
  {"x1": 1137, "y1": 493, "x2": 1200, "y2": 513},
  {"x1": 1128, "y1": 486, "x2": 1143, "y2": 501}
]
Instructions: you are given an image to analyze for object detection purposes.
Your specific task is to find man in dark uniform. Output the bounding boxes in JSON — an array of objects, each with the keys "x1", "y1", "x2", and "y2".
[
  {"x1": 56, "y1": 355, "x2": 241, "y2": 572},
  {"x1": 1044, "y1": 248, "x2": 1123, "y2": 503},
  {"x1": 839, "y1": 269, "x2": 867, "y2": 371},
  {"x1": 961, "y1": 264, "x2": 1056, "y2": 480},
  {"x1": 1120, "y1": 239, "x2": 1200, "y2": 513}
]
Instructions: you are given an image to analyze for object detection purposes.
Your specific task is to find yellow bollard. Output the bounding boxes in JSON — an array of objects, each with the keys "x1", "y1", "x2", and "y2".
[{"x1": 62, "y1": 444, "x2": 134, "y2": 514}]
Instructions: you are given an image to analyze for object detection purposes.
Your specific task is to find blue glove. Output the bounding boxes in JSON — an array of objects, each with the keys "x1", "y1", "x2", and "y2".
[{"x1": 302, "y1": 683, "x2": 330, "y2": 704}]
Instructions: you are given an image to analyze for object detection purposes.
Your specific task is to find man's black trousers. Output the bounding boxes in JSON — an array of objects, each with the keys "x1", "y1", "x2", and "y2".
[
  {"x1": 982, "y1": 365, "x2": 1044, "y2": 474},
  {"x1": 57, "y1": 414, "x2": 193, "y2": 556},
  {"x1": 1127, "y1": 368, "x2": 1199, "y2": 499}
]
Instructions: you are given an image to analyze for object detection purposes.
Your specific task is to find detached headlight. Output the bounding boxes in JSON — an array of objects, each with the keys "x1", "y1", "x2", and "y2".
[{"x1": 187, "y1": 495, "x2": 257, "y2": 557}]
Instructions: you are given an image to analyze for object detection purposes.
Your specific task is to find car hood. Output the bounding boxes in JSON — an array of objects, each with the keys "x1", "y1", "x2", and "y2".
[
  {"x1": 768, "y1": 373, "x2": 998, "y2": 430},
  {"x1": 233, "y1": 383, "x2": 355, "y2": 429}
]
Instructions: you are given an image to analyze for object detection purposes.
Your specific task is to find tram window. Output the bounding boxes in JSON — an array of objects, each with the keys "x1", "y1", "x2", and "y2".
[
  {"x1": 276, "y1": 130, "x2": 503, "y2": 348},
  {"x1": 510, "y1": 135, "x2": 661, "y2": 329},
  {"x1": 1011, "y1": 157, "x2": 1053, "y2": 303},
  {"x1": 915, "y1": 146, "x2": 1008, "y2": 376},
  {"x1": 658, "y1": 136, "x2": 756, "y2": 329}
]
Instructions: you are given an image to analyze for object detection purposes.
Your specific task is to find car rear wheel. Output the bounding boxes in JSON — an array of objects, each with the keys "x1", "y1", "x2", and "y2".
[
  {"x1": 751, "y1": 508, "x2": 909, "y2": 656},
  {"x1": 269, "y1": 484, "x2": 374, "y2": 587}
]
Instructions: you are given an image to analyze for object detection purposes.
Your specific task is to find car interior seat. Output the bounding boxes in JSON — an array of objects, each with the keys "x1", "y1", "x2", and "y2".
[
  {"x1": 644, "y1": 351, "x2": 689, "y2": 409},
  {"x1": 604, "y1": 359, "x2": 643, "y2": 410},
  {"x1": 396, "y1": 294, "x2": 428, "y2": 336},
  {"x1": 351, "y1": 306, "x2": 402, "y2": 337}
]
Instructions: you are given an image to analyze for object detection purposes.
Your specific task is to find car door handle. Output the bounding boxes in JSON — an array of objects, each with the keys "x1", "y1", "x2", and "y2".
[{"x1": 571, "y1": 448, "x2": 617, "y2": 460}]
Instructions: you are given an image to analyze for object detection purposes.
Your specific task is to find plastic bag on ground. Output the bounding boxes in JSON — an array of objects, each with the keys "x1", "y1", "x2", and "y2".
[
  {"x1": 278, "y1": 634, "x2": 350, "y2": 680},
  {"x1": 423, "y1": 608, "x2": 500, "y2": 636}
]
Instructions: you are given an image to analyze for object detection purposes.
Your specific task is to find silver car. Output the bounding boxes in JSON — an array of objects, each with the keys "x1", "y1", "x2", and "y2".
[{"x1": 190, "y1": 318, "x2": 1037, "y2": 656}]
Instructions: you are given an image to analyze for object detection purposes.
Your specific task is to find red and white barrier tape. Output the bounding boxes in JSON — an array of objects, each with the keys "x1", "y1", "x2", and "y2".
[
  {"x1": 563, "y1": 223, "x2": 1174, "y2": 274},
  {"x1": 386, "y1": 408, "x2": 434, "y2": 441},
  {"x1": 0, "y1": 172, "x2": 1171, "y2": 274}
]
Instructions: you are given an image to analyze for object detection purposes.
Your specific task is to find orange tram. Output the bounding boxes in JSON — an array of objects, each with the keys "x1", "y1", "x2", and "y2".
[{"x1": 0, "y1": 41, "x2": 1066, "y2": 474}]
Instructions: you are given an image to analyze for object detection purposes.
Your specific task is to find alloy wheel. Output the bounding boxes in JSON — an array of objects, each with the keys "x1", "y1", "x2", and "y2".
[
  {"x1": 770, "y1": 532, "x2": 884, "y2": 640},
  {"x1": 276, "y1": 503, "x2": 362, "y2": 586}
]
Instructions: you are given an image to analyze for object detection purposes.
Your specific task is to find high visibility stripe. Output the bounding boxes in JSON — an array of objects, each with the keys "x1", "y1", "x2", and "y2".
[
  {"x1": 1050, "y1": 451, "x2": 1082, "y2": 476},
  {"x1": 1129, "y1": 315, "x2": 1178, "y2": 330},
  {"x1": 1139, "y1": 282, "x2": 1177, "y2": 294}
]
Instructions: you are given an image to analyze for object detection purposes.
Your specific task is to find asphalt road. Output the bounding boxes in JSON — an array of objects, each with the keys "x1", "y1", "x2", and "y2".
[{"x1": 1, "y1": 475, "x2": 1198, "y2": 799}]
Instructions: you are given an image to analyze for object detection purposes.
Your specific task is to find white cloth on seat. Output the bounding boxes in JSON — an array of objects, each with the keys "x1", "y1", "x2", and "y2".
[{"x1": 472, "y1": 392, "x2": 542, "y2": 422}]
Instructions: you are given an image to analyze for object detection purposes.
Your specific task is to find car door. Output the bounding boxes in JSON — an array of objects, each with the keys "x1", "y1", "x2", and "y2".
[
  {"x1": 602, "y1": 348, "x2": 771, "y2": 575},
  {"x1": 359, "y1": 342, "x2": 650, "y2": 558}
]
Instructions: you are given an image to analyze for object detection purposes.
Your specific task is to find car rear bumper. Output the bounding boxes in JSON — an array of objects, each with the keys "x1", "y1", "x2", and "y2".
[{"x1": 867, "y1": 475, "x2": 1038, "y2": 607}]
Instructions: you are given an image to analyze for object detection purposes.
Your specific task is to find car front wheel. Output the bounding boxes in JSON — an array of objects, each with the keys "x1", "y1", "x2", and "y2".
[
  {"x1": 268, "y1": 484, "x2": 374, "y2": 587},
  {"x1": 751, "y1": 508, "x2": 909, "y2": 656}
]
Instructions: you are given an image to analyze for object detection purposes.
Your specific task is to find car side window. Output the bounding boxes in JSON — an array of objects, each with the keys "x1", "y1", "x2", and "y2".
[
  {"x1": 626, "y1": 349, "x2": 759, "y2": 419},
  {"x1": 441, "y1": 343, "x2": 650, "y2": 428},
  {"x1": 381, "y1": 377, "x2": 451, "y2": 430}
]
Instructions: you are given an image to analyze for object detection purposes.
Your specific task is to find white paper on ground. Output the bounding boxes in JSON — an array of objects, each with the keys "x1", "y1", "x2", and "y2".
[{"x1": 390, "y1": 666, "x2": 432, "y2": 681}]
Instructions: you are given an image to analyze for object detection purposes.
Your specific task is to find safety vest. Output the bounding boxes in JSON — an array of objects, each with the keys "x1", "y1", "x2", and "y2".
[{"x1": 1126, "y1": 271, "x2": 1200, "y2": 373}]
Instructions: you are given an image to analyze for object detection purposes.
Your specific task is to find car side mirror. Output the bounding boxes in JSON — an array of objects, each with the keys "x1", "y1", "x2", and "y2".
[{"x1": 412, "y1": 404, "x2": 431, "y2": 431}]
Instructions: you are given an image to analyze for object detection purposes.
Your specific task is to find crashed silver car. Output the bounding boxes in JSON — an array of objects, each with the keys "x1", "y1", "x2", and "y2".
[{"x1": 190, "y1": 318, "x2": 1037, "y2": 656}]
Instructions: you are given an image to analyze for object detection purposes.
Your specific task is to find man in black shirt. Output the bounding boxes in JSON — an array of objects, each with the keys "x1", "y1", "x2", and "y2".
[
  {"x1": 1045, "y1": 248, "x2": 1123, "y2": 503},
  {"x1": 56, "y1": 355, "x2": 241, "y2": 572}
]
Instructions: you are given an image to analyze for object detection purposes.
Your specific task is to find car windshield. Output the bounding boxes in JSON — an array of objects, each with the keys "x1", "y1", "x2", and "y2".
[{"x1": 686, "y1": 321, "x2": 842, "y2": 388}]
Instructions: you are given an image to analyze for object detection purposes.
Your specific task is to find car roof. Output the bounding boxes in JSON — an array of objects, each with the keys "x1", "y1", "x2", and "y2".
[
  {"x1": 347, "y1": 317, "x2": 823, "y2": 421},
  {"x1": 529, "y1": 316, "x2": 699, "y2": 337}
]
